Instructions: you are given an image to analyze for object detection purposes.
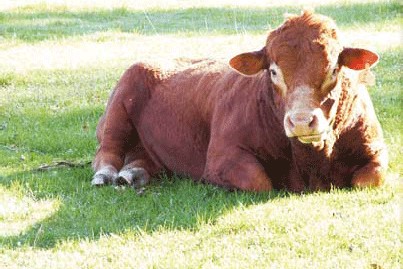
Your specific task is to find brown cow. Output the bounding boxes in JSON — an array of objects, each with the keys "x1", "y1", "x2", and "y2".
[{"x1": 92, "y1": 11, "x2": 387, "y2": 192}]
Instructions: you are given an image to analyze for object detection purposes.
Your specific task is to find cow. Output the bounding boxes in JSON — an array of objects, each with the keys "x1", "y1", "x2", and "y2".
[{"x1": 91, "y1": 11, "x2": 387, "y2": 192}]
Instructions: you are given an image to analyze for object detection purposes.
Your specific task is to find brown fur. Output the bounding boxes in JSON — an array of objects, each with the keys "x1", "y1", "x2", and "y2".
[{"x1": 92, "y1": 11, "x2": 387, "y2": 192}]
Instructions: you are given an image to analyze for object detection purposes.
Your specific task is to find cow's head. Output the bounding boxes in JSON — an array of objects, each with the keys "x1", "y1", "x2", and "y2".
[{"x1": 230, "y1": 11, "x2": 378, "y2": 145}]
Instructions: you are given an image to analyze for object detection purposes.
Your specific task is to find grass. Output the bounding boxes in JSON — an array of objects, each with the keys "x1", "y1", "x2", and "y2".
[
  {"x1": 0, "y1": 0, "x2": 401, "y2": 268},
  {"x1": 0, "y1": 2, "x2": 401, "y2": 42}
]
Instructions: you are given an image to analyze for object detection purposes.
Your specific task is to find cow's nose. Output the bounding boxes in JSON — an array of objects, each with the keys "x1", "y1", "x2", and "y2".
[{"x1": 285, "y1": 111, "x2": 319, "y2": 136}]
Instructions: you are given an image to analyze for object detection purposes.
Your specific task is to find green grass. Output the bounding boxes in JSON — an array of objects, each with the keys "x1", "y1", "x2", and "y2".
[
  {"x1": 0, "y1": 2, "x2": 401, "y2": 42},
  {"x1": 0, "y1": 1, "x2": 401, "y2": 268}
]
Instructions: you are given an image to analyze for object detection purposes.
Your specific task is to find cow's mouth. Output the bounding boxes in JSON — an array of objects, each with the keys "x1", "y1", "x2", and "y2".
[{"x1": 296, "y1": 133, "x2": 324, "y2": 144}]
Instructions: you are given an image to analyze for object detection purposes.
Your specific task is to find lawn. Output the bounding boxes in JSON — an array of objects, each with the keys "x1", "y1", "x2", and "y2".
[{"x1": 0, "y1": 0, "x2": 401, "y2": 268}]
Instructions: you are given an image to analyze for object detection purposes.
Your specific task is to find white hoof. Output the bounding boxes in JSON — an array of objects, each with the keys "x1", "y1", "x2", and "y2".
[
  {"x1": 117, "y1": 170, "x2": 135, "y2": 185},
  {"x1": 91, "y1": 174, "x2": 108, "y2": 186},
  {"x1": 91, "y1": 166, "x2": 118, "y2": 186},
  {"x1": 117, "y1": 167, "x2": 150, "y2": 188}
]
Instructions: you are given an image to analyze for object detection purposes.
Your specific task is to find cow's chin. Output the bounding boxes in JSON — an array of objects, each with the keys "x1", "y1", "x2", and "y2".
[{"x1": 296, "y1": 133, "x2": 325, "y2": 144}]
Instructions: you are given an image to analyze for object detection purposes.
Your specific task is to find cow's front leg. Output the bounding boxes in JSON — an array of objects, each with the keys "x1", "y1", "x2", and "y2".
[
  {"x1": 351, "y1": 146, "x2": 388, "y2": 188},
  {"x1": 351, "y1": 160, "x2": 386, "y2": 188},
  {"x1": 203, "y1": 147, "x2": 273, "y2": 192}
]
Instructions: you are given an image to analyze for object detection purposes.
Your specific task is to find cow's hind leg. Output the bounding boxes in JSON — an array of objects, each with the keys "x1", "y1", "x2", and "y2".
[
  {"x1": 116, "y1": 144, "x2": 160, "y2": 188},
  {"x1": 92, "y1": 64, "x2": 159, "y2": 186},
  {"x1": 92, "y1": 99, "x2": 136, "y2": 186},
  {"x1": 117, "y1": 167, "x2": 150, "y2": 187},
  {"x1": 92, "y1": 165, "x2": 118, "y2": 186}
]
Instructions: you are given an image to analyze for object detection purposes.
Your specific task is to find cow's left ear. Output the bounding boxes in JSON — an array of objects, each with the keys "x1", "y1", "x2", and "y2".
[
  {"x1": 338, "y1": 48, "x2": 379, "y2": 70},
  {"x1": 229, "y1": 48, "x2": 268, "y2": 76}
]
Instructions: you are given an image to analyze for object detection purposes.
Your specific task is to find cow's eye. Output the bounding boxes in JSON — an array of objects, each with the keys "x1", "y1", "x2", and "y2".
[
  {"x1": 268, "y1": 63, "x2": 287, "y2": 96},
  {"x1": 331, "y1": 67, "x2": 338, "y2": 78}
]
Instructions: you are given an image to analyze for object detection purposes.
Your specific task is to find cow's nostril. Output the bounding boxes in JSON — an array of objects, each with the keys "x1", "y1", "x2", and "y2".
[
  {"x1": 286, "y1": 112, "x2": 321, "y2": 135},
  {"x1": 308, "y1": 115, "x2": 318, "y2": 128},
  {"x1": 287, "y1": 116, "x2": 295, "y2": 128}
]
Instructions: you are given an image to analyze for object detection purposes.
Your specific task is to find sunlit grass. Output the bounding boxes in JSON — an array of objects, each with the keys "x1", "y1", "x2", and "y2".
[
  {"x1": 0, "y1": 0, "x2": 393, "y2": 11},
  {"x1": 0, "y1": 1, "x2": 400, "y2": 43},
  {"x1": 0, "y1": 31, "x2": 399, "y2": 76},
  {"x1": 0, "y1": 185, "x2": 61, "y2": 237}
]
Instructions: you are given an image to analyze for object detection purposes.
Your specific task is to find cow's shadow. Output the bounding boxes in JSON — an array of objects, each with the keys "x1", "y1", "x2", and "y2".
[{"x1": 0, "y1": 167, "x2": 290, "y2": 249}]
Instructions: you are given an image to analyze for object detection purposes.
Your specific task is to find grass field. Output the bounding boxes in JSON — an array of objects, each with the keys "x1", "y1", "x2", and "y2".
[{"x1": 0, "y1": 0, "x2": 402, "y2": 268}]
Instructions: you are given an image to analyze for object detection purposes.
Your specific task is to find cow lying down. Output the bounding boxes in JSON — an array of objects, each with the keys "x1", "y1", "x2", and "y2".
[{"x1": 92, "y1": 11, "x2": 387, "y2": 192}]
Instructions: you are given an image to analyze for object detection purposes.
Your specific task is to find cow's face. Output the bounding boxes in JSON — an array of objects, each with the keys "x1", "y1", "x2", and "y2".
[{"x1": 230, "y1": 11, "x2": 378, "y2": 145}]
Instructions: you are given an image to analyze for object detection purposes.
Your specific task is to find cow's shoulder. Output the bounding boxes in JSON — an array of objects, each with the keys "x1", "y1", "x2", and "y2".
[{"x1": 332, "y1": 70, "x2": 385, "y2": 158}]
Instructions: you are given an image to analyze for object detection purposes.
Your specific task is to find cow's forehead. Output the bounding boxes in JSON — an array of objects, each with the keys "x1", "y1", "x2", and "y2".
[{"x1": 266, "y1": 11, "x2": 342, "y2": 71}]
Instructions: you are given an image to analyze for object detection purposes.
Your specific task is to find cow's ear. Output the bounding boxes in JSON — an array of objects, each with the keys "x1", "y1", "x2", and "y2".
[
  {"x1": 229, "y1": 48, "x2": 268, "y2": 76},
  {"x1": 338, "y1": 48, "x2": 379, "y2": 70}
]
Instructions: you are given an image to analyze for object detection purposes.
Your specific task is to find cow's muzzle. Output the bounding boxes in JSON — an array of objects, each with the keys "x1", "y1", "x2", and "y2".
[{"x1": 284, "y1": 109, "x2": 329, "y2": 144}]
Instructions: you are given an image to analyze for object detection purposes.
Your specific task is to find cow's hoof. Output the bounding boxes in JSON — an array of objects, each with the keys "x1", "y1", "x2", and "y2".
[
  {"x1": 91, "y1": 166, "x2": 118, "y2": 186},
  {"x1": 91, "y1": 173, "x2": 110, "y2": 186},
  {"x1": 117, "y1": 167, "x2": 151, "y2": 188}
]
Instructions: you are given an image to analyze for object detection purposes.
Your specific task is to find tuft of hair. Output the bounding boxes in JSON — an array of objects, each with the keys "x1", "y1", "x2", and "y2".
[
  {"x1": 358, "y1": 64, "x2": 376, "y2": 86},
  {"x1": 284, "y1": 9, "x2": 315, "y2": 20},
  {"x1": 286, "y1": 10, "x2": 337, "y2": 29},
  {"x1": 273, "y1": 10, "x2": 340, "y2": 48}
]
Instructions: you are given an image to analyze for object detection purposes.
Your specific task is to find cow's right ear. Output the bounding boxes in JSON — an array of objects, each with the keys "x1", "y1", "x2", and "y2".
[{"x1": 229, "y1": 48, "x2": 268, "y2": 76}]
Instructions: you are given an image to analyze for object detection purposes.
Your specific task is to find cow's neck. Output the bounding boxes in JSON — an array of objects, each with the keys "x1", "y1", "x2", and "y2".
[
  {"x1": 290, "y1": 139, "x2": 333, "y2": 190},
  {"x1": 332, "y1": 74, "x2": 360, "y2": 138}
]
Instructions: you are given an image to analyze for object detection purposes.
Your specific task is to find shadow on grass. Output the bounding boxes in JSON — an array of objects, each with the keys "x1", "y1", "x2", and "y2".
[
  {"x1": 0, "y1": 2, "x2": 400, "y2": 42},
  {"x1": 0, "y1": 167, "x2": 290, "y2": 249},
  {"x1": 0, "y1": 104, "x2": 290, "y2": 249}
]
